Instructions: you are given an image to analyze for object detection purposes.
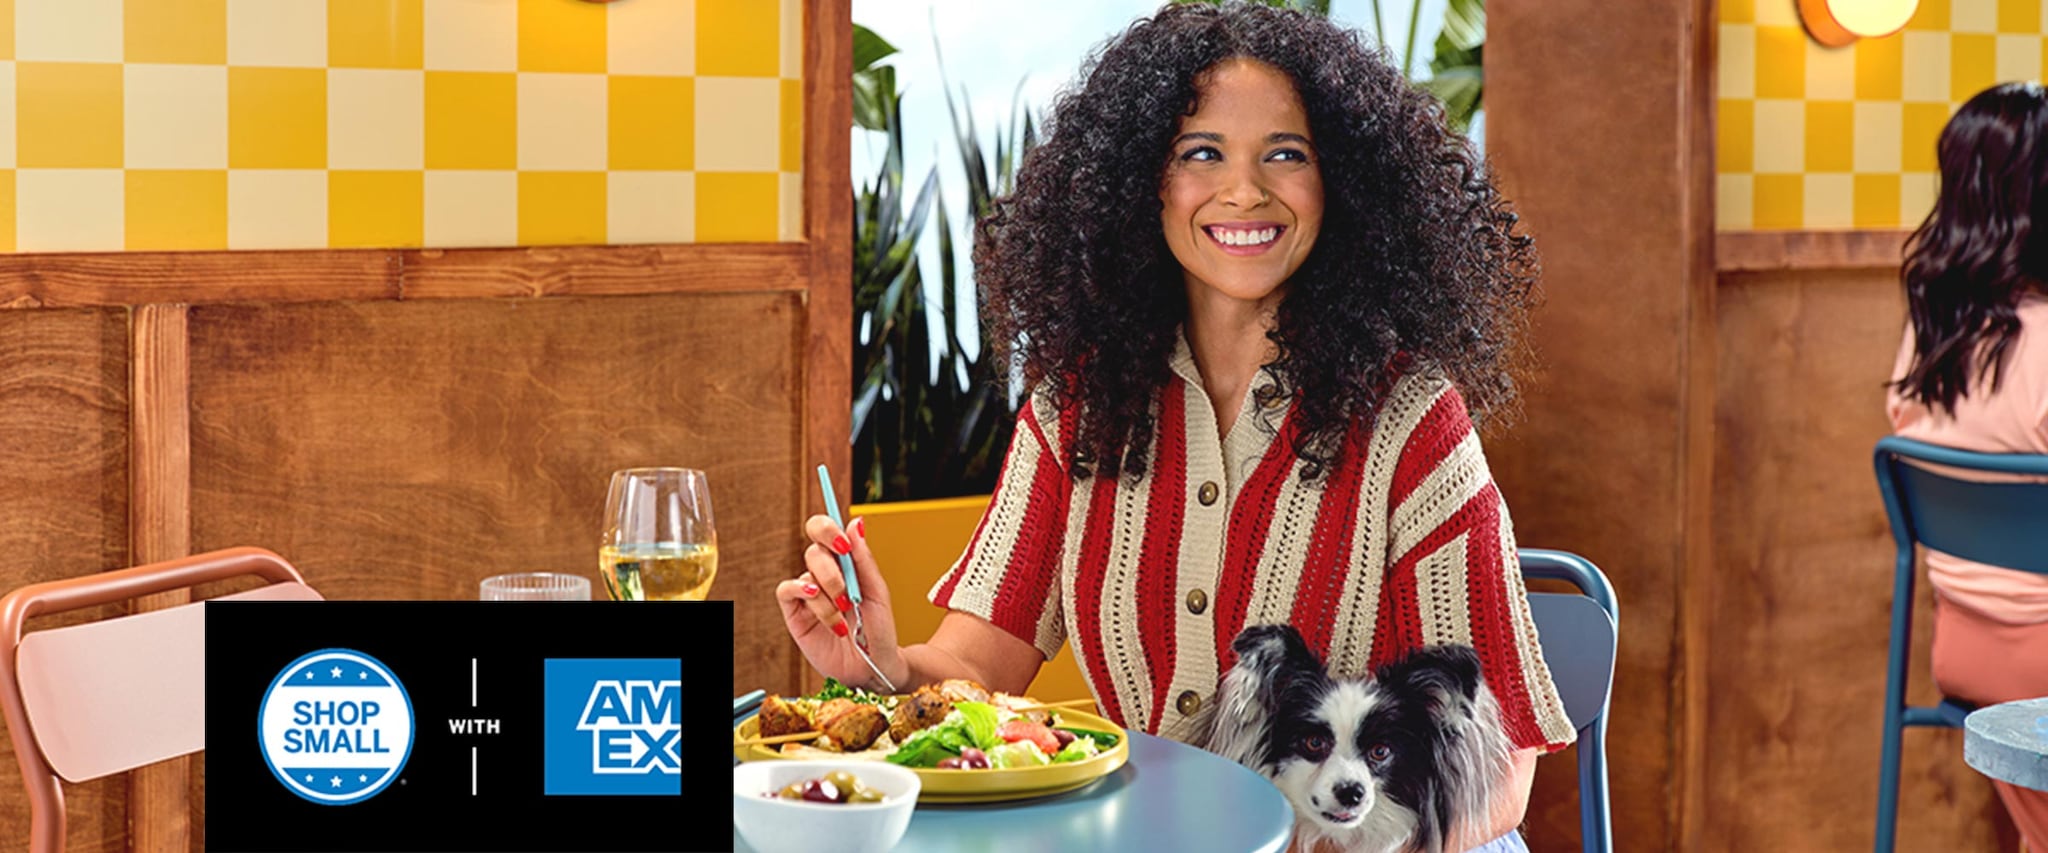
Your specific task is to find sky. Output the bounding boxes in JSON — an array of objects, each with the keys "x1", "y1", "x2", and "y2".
[{"x1": 851, "y1": 0, "x2": 1461, "y2": 367}]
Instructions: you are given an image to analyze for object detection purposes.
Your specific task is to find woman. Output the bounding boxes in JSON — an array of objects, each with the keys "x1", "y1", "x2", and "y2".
[
  {"x1": 1886, "y1": 81, "x2": 2048, "y2": 847},
  {"x1": 779, "y1": 4, "x2": 1574, "y2": 849}
]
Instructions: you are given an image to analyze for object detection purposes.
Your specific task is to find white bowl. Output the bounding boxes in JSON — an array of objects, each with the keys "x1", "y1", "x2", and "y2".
[{"x1": 732, "y1": 760, "x2": 919, "y2": 853}]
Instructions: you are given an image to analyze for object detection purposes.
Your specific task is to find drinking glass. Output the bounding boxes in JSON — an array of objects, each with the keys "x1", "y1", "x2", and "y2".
[
  {"x1": 480, "y1": 572, "x2": 592, "y2": 601},
  {"x1": 600, "y1": 467, "x2": 718, "y2": 601}
]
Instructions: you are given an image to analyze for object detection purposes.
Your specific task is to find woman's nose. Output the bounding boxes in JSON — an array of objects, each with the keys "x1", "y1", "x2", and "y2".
[{"x1": 1217, "y1": 168, "x2": 1269, "y2": 209}]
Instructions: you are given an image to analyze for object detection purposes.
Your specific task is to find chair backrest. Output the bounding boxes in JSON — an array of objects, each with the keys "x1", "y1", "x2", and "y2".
[
  {"x1": 1873, "y1": 435, "x2": 2048, "y2": 574},
  {"x1": 1519, "y1": 548, "x2": 1618, "y2": 853},
  {"x1": 0, "y1": 547, "x2": 321, "y2": 853}
]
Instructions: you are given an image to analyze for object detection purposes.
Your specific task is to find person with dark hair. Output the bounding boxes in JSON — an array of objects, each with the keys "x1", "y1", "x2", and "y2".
[
  {"x1": 1886, "y1": 81, "x2": 2048, "y2": 847},
  {"x1": 779, "y1": 4, "x2": 1573, "y2": 848}
]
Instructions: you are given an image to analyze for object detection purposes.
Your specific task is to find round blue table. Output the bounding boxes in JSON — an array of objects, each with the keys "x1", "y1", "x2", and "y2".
[
  {"x1": 733, "y1": 732, "x2": 1295, "y2": 852},
  {"x1": 1964, "y1": 697, "x2": 2048, "y2": 792}
]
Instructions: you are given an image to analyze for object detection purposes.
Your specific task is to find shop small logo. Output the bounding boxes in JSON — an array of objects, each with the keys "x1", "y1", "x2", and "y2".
[
  {"x1": 543, "y1": 658, "x2": 680, "y2": 796},
  {"x1": 257, "y1": 649, "x2": 415, "y2": 806}
]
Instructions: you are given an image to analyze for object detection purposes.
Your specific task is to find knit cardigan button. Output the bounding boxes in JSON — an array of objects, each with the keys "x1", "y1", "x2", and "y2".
[
  {"x1": 1197, "y1": 481, "x2": 1220, "y2": 506},
  {"x1": 1186, "y1": 588, "x2": 1208, "y2": 614},
  {"x1": 1177, "y1": 690, "x2": 1202, "y2": 716}
]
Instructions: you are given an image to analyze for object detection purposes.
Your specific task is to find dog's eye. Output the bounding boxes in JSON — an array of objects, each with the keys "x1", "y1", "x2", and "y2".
[
  {"x1": 1298, "y1": 734, "x2": 1332, "y2": 758},
  {"x1": 1367, "y1": 744, "x2": 1393, "y2": 764}
]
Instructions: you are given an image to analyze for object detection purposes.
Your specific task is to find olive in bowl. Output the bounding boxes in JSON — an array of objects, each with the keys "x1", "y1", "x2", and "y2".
[{"x1": 732, "y1": 761, "x2": 919, "y2": 853}]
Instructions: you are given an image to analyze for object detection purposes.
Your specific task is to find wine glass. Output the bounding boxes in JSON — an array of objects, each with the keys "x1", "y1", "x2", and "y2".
[{"x1": 600, "y1": 467, "x2": 717, "y2": 601}]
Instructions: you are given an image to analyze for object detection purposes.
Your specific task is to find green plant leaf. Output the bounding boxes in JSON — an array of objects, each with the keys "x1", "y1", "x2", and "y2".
[
  {"x1": 852, "y1": 24, "x2": 898, "y2": 73},
  {"x1": 1422, "y1": 66, "x2": 1482, "y2": 132},
  {"x1": 1426, "y1": 0, "x2": 1485, "y2": 131},
  {"x1": 1437, "y1": 0, "x2": 1484, "y2": 52},
  {"x1": 852, "y1": 66, "x2": 893, "y2": 132},
  {"x1": 851, "y1": 42, "x2": 1034, "y2": 502}
]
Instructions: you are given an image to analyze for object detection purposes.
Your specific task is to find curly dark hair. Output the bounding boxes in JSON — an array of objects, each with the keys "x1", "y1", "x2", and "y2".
[
  {"x1": 1893, "y1": 82, "x2": 2048, "y2": 415},
  {"x1": 974, "y1": 1, "x2": 1539, "y2": 481}
]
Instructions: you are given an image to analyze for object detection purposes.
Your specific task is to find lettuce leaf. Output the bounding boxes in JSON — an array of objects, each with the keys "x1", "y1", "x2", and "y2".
[
  {"x1": 886, "y1": 708, "x2": 978, "y2": 767},
  {"x1": 813, "y1": 677, "x2": 888, "y2": 706},
  {"x1": 988, "y1": 741, "x2": 1050, "y2": 769},
  {"x1": 1052, "y1": 739, "x2": 1099, "y2": 763},
  {"x1": 955, "y1": 701, "x2": 1001, "y2": 751},
  {"x1": 886, "y1": 724, "x2": 962, "y2": 767},
  {"x1": 1054, "y1": 725, "x2": 1121, "y2": 748}
]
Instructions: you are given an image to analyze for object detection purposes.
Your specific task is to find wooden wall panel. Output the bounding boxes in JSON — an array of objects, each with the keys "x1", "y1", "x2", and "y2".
[
  {"x1": 1708, "y1": 270, "x2": 2007, "y2": 849},
  {"x1": 185, "y1": 294, "x2": 807, "y2": 700},
  {"x1": 0, "y1": 309, "x2": 131, "y2": 852},
  {"x1": 1486, "y1": 0, "x2": 1709, "y2": 849}
]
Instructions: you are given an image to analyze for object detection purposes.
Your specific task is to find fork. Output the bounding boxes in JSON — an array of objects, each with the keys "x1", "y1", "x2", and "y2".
[{"x1": 816, "y1": 465, "x2": 898, "y2": 694}]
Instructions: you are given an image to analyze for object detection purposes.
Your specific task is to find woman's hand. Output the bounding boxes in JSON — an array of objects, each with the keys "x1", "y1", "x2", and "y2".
[{"x1": 774, "y1": 514, "x2": 910, "y2": 691}]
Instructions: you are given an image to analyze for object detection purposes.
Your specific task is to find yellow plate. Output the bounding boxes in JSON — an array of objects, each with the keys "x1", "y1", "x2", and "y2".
[{"x1": 733, "y1": 709, "x2": 1130, "y2": 802}]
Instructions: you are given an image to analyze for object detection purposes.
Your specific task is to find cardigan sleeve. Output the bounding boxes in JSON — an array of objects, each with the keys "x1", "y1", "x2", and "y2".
[
  {"x1": 1383, "y1": 382, "x2": 1578, "y2": 753},
  {"x1": 926, "y1": 395, "x2": 1073, "y2": 660}
]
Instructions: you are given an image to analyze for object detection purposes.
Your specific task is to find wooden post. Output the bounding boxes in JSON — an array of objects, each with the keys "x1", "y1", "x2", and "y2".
[
  {"x1": 128, "y1": 303, "x2": 192, "y2": 851},
  {"x1": 801, "y1": 0, "x2": 853, "y2": 696}
]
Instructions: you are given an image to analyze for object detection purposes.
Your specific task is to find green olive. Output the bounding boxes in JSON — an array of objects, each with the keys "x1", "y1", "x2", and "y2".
[
  {"x1": 824, "y1": 770, "x2": 857, "y2": 795},
  {"x1": 779, "y1": 782, "x2": 806, "y2": 800},
  {"x1": 850, "y1": 786, "x2": 884, "y2": 803}
]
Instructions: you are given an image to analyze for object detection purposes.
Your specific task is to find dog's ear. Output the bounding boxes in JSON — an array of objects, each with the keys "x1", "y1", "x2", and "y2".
[
  {"x1": 1207, "y1": 625, "x2": 1328, "y2": 762},
  {"x1": 1377, "y1": 644, "x2": 1486, "y2": 720},
  {"x1": 1227, "y1": 624, "x2": 1326, "y2": 708},
  {"x1": 1230, "y1": 624, "x2": 1321, "y2": 669}
]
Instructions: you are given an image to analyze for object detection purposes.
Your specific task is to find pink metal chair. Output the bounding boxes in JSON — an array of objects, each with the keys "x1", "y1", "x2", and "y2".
[{"x1": 0, "y1": 546, "x2": 322, "y2": 853}]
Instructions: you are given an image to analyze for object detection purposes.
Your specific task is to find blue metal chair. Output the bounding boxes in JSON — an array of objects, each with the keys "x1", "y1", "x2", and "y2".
[
  {"x1": 1519, "y1": 548, "x2": 1618, "y2": 853},
  {"x1": 1871, "y1": 436, "x2": 2048, "y2": 852}
]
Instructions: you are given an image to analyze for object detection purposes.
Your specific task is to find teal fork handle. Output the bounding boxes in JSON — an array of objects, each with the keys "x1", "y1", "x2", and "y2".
[{"x1": 815, "y1": 465, "x2": 862, "y2": 605}]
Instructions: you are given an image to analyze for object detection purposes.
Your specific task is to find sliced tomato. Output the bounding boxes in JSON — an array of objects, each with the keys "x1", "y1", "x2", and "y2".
[{"x1": 997, "y1": 719, "x2": 1061, "y2": 755}]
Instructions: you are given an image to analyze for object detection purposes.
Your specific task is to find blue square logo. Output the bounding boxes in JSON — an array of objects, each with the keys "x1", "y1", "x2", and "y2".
[{"x1": 543, "y1": 658, "x2": 681, "y2": 796}]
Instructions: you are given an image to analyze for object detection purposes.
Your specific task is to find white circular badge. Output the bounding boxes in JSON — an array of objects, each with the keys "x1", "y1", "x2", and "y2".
[{"x1": 257, "y1": 649, "x2": 415, "y2": 806}]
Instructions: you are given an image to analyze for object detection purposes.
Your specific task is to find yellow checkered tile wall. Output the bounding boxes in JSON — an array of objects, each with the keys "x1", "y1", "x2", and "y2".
[
  {"x1": 1719, "y1": 0, "x2": 2038, "y2": 230},
  {"x1": 0, "y1": 0, "x2": 804, "y2": 252}
]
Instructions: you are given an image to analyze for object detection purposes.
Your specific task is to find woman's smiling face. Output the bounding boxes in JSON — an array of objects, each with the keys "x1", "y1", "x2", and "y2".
[{"x1": 1159, "y1": 57, "x2": 1324, "y2": 309}]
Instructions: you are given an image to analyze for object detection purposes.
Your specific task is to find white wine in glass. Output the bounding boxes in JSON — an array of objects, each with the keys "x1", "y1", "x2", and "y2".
[{"x1": 601, "y1": 467, "x2": 717, "y2": 601}]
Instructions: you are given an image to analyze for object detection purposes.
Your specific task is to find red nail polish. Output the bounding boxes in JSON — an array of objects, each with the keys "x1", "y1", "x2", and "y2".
[
  {"x1": 850, "y1": 517, "x2": 866, "y2": 540},
  {"x1": 832, "y1": 621, "x2": 848, "y2": 637},
  {"x1": 801, "y1": 582, "x2": 819, "y2": 597},
  {"x1": 835, "y1": 593, "x2": 853, "y2": 613},
  {"x1": 830, "y1": 534, "x2": 851, "y2": 555}
]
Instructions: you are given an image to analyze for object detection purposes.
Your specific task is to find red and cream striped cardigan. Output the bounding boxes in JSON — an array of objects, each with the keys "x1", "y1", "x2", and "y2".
[{"x1": 929, "y1": 337, "x2": 1577, "y2": 751}]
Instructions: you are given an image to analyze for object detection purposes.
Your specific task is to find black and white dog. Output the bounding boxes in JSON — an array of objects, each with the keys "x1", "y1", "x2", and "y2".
[{"x1": 1204, "y1": 625, "x2": 1511, "y2": 853}]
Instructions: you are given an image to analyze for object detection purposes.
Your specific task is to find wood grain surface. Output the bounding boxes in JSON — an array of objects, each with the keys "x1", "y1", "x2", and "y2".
[
  {"x1": 0, "y1": 243, "x2": 805, "y2": 309},
  {"x1": 1717, "y1": 230, "x2": 1913, "y2": 273},
  {"x1": 127, "y1": 304, "x2": 193, "y2": 853},
  {"x1": 185, "y1": 295, "x2": 806, "y2": 701},
  {"x1": 1709, "y1": 270, "x2": 2006, "y2": 850},
  {"x1": 801, "y1": 0, "x2": 853, "y2": 697},
  {"x1": 0, "y1": 309, "x2": 132, "y2": 852},
  {"x1": 1487, "y1": 0, "x2": 1706, "y2": 848},
  {"x1": 401, "y1": 244, "x2": 807, "y2": 301}
]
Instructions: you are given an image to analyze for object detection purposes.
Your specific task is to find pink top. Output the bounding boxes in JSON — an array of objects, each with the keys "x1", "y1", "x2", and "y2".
[{"x1": 1885, "y1": 295, "x2": 2048, "y2": 625}]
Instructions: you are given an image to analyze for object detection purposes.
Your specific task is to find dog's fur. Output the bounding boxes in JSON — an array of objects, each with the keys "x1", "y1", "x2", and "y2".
[{"x1": 1203, "y1": 625, "x2": 1511, "y2": 853}]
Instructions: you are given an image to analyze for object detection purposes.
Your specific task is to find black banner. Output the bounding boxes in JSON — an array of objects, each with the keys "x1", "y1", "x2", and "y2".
[{"x1": 204, "y1": 600, "x2": 733, "y2": 853}]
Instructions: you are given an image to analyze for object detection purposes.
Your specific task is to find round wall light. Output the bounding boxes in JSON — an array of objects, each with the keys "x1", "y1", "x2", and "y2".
[{"x1": 1799, "y1": 0, "x2": 1920, "y2": 46}]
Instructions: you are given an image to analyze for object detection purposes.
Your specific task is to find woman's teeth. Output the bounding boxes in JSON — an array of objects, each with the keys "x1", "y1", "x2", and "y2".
[{"x1": 1209, "y1": 226, "x2": 1279, "y2": 246}]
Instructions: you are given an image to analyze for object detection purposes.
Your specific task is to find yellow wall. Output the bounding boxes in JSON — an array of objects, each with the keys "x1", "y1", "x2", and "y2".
[
  {"x1": 853, "y1": 496, "x2": 1096, "y2": 706},
  {"x1": 0, "y1": 0, "x2": 802, "y2": 252},
  {"x1": 1718, "y1": 0, "x2": 2032, "y2": 229}
]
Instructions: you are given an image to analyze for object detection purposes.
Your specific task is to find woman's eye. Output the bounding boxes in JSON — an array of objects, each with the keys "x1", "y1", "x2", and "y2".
[
  {"x1": 1268, "y1": 148, "x2": 1309, "y2": 163},
  {"x1": 1367, "y1": 744, "x2": 1393, "y2": 763},
  {"x1": 1180, "y1": 146, "x2": 1221, "y2": 162}
]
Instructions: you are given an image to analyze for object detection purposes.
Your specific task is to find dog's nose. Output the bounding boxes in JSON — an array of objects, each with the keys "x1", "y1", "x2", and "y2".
[{"x1": 1333, "y1": 782, "x2": 1364, "y2": 808}]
